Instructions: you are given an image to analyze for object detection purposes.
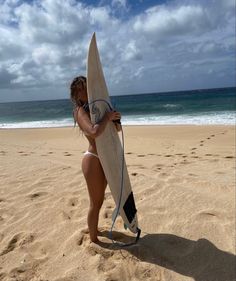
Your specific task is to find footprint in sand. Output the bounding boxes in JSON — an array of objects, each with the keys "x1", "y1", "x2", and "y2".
[
  {"x1": 76, "y1": 229, "x2": 90, "y2": 246},
  {"x1": 0, "y1": 232, "x2": 34, "y2": 256},
  {"x1": 86, "y1": 241, "x2": 114, "y2": 259},
  {"x1": 164, "y1": 155, "x2": 173, "y2": 157},
  {"x1": 155, "y1": 164, "x2": 164, "y2": 167},
  {"x1": 126, "y1": 152, "x2": 133, "y2": 155},
  {"x1": 137, "y1": 154, "x2": 145, "y2": 157},
  {"x1": 17, "y1": 151, "x2": 30, "y2": 156},
  {"x1": 159, "y1": 172, "x2": 168, "y2": 177},
  {"x1": 180, "y1": 160, "x2": 191, "y2": 164},
  {"x1": 27, "y1": 192, "x2": 48, "y2": 200},
  {"x1": 197, "y1": 211, "x2": 218, "y2": 219},
  {"x1": 0, "y1": 273, "x2": 7, "y2": 279},
  {"x1": 154, "y1": 164, "x2": 164, "y2": 171},
  {"x1": 215, "y1": 171, "x2": 225, "y2": 175},
  {"x1": 131, "y1": 172, "x2": 138, "y2": 176},
  {"x1": 64, "y1": 152, "x2": 72, "y2": 156},
  {"x1": 225, "y1": 156, "x2": 235, "y2": 159},
  {"x1": 156, "y1": 167, "x2": 162, "y2": 170},
  {"x1": 188, "y1": 173, "x2": 197, "y2": 177},
  {"x1": 8, "y1": 258, "x2": 43, "y2": 280},
  {"x1": 18, "y1": 233, "x2": 35, "y2": 247}
]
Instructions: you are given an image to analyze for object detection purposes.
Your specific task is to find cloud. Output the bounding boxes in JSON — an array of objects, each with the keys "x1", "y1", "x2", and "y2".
[
  {"x1": 133, "y1": 5, "x2": 209, "y2": 36},
  {"x1": 0, "y1": 67, "x2": 18, "y2": 88},
  {"x1": 0, "y1": 0, "x2": 235, "y2": 101}
]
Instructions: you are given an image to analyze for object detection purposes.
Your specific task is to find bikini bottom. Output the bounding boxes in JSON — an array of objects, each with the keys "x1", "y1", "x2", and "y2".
[{"x1": 84, "y1": 151, "x2": 99, "y2": 159}]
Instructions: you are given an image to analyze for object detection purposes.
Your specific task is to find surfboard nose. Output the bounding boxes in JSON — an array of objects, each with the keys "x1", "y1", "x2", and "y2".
[{"x1": 91, "y1": 32, "x2": 96, "y2": 41}]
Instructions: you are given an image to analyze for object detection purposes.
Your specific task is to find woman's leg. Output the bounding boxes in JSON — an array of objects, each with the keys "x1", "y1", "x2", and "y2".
[{"x1": 82, "y1": 155, "x2": 107, "y2": 242}]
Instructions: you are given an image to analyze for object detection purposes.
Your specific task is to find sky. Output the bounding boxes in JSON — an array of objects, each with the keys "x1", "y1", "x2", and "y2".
[{"x1": 0, "y1": 0, "x2": 235, "y2": 102}]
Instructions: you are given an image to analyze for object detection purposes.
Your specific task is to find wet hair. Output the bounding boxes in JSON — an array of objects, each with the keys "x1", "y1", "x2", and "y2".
[{"x1": 70, "y1": 76, "x2": 87, "y2": 108}]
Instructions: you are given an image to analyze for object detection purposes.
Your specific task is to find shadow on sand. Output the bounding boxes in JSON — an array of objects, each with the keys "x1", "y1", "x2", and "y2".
[{"x1": 97, "y1": 231, "x2": 236, "y2": 281}]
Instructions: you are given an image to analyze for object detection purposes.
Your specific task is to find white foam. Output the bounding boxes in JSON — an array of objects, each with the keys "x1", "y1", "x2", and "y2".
[
  {"x1": 121, "y1": 112, "x2": 236, "y2": 125},
  {"x1": 0, "y1": 118, "x2": 73, "y2": 129},
  {"x1": 0, "y1": 112, "x2": 235, "y2": 128}
]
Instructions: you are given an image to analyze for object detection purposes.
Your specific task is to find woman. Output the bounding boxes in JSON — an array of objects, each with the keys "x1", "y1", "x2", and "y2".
[{"x1": 70, "y1": 76, "x2": 121, "y2": 243}]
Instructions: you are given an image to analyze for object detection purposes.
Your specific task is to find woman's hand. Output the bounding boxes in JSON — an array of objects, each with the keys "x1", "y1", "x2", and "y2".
[
  {"x1": 107, "y1": 111, "x2": 122, "y2": 132},
  {"x1": 106, "y1": 111, "x2": 121, "y2": 122}
]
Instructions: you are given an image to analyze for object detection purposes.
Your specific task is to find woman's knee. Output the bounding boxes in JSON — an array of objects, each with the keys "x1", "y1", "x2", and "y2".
[{"x1": 89, "y1": 198, "x2": 104, "y2": 211}]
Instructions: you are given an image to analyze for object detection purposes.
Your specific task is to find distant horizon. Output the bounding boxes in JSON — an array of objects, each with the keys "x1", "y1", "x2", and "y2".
[{"x1": 1, "y1": 86, "x2": 235, "y2": 104}]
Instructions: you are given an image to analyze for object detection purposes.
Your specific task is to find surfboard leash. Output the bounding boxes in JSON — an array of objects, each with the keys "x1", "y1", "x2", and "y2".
[
  {"x1": 109, "y1": 125, "x2": 141, "y2": 247},
  {"x1": 86, "y1": 99, "x2": 141, "y2": 247}
]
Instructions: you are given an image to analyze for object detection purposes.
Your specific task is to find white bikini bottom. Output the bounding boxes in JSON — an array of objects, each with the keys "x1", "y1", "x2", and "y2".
[{"x1": 84, "y1": 151, "x2": 99, "y2": 159}]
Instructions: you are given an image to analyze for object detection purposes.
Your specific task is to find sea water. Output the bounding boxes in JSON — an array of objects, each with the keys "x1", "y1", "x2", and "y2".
[{"x1": 0, "y1": 87, "x2": 235, "y2": 128}]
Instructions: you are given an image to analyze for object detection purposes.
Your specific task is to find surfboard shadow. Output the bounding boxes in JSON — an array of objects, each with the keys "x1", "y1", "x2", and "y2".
[{"x1": 98, "y1": 231, "x2": 236, "y2": 281}]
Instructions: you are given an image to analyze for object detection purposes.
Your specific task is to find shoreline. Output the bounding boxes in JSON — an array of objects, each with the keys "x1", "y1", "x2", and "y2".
[{"x1": 0, "y1": 124, "x2": 235, "y2": 130}]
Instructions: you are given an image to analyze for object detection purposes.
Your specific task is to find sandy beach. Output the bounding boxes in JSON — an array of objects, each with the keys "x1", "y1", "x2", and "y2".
[{"x1": 0, "y1": 125, "x2": 235, "y2": 281}]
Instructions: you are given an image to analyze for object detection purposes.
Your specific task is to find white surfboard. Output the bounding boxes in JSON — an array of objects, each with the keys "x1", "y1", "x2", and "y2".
[{"x1": 86, "y1": 33, "x2": 140, "y2": 237}]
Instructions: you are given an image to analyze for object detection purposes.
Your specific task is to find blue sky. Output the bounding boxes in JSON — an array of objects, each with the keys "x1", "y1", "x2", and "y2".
[{"x1": 0, "y1": 0, "x2": 235, "y2": 102}]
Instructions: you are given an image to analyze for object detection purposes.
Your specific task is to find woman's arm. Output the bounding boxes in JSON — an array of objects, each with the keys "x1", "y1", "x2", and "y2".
[{"x1": 75, "y1": 107, "x2": 121, "y2": 138}]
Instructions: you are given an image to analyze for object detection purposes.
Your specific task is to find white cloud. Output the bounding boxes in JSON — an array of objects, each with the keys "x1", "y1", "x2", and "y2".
[
  {"x1": 90, "y1": 7, "x2": 111, "y2": 24},
  {"x1": 122, "y1": 40, "x2": 142, "y2": 61},
  {"x1": 0, "y1": 0, "x2": 235, "y2": 101},
  {"x1": 133, "y1": 5, "x2": 211, "y2": 36},
  {"x1": 32, "y1": 45, "x2": 60, "y2": 65}
]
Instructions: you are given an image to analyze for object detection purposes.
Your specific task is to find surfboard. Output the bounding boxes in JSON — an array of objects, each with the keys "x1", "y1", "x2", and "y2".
[{"x1": 86, "y1": 33, "x2": 140, "y2": 237}]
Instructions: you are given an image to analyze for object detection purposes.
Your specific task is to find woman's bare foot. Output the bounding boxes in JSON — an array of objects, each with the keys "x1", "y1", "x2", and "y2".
[{"x1": 90, "y1": 237, "x2": 100, "y2": 243}]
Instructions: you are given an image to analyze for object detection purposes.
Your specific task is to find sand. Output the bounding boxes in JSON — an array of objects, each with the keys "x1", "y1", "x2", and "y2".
[{"x1": 0, "y1": 125, "x2": 235, "y2": 281}]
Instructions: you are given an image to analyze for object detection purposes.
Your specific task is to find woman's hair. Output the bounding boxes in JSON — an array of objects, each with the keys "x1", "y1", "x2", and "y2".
[
  {"x1": 70, "y1": 76, "x2": 87, "y2": 107},
  {"x1": 70, "y1": 75, "x2": 87, "y2": 127}
]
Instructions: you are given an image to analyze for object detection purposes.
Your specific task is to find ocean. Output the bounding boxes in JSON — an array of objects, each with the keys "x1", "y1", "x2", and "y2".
[{"x1": 0, "y1": 87, "x2": 235, "y2": 128}]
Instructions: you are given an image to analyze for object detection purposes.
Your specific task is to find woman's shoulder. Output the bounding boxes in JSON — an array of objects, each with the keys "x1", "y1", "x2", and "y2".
[{"x1": 74, "y1": 106, "x2": 90, "y2": 122}]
